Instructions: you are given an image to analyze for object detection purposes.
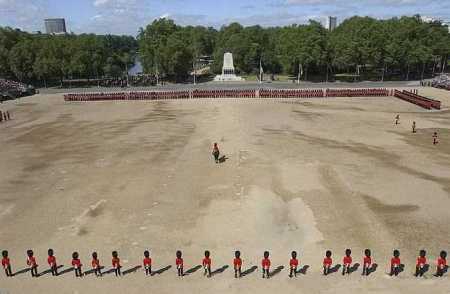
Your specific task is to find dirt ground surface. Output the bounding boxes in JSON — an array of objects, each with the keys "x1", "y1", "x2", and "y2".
[{"x1": 0, "y1": 87, "x2": 449, "y2": 294}]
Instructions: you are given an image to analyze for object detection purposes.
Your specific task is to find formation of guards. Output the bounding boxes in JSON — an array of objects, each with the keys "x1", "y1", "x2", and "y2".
[
  {"x1": 0, "y1": 109, "x2": 11, "y2": 123},
  {"x1": 64, "y1": 88, "x2": 394, "y2": 102},
  {"x1": 192, "y1": 89, "x2": 256, "y2": 98},
  {"x1": 325, "y1": 88, "x2": 390, "y2": 97},
  {"x1": 259, "y1": 89, "x2": 324, "y2": 98},
  {"x1": 394, "y1": 90, "x2": 441, "y2": 110},
  {"x1": 2, "y1": 248, "x2": 448, "y2": 279},
  {"x1": 64, "y1": 91, "x2": 190, "y2": 101}
]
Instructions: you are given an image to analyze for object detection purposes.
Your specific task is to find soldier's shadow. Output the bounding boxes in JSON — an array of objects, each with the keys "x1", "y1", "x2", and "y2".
[{"x1": 219, "y1": 155, "x2": 228, "y2": 163}]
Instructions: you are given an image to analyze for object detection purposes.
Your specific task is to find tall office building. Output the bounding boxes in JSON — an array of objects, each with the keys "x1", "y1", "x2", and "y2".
[
  {"x1": 327, "y1": 16, "x2": 337, "y2": 31},
  {"x1": 45, "y1": 18, "x2": 67, "y2": 34}
]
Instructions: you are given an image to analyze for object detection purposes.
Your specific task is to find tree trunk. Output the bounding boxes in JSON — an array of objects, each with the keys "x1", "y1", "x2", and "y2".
[
  {"x1": 421, "y1": 62, "x2": 425, "y2": 81},
  {"x1": 406, "y1": 64, "x2": 410, "y2": 81}
]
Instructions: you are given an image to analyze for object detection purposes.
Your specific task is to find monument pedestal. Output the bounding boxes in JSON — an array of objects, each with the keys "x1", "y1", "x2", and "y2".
[{"x1": 214, "y1": 52, "x2": 244, "y2": 82}]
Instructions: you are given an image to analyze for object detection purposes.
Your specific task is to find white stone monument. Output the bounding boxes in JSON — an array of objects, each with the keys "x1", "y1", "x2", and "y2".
[{"x1": 214, "y1": 52, "x2": 244, "y2": 82}]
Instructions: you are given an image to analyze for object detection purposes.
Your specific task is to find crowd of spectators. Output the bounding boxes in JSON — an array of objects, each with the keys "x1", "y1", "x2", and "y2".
[
  {"x1": 1, "y1": 79, "x2": 34, "y2": 99},
  {"x1": 431, "y1": 74, "x2": 450, "y2": 90}
]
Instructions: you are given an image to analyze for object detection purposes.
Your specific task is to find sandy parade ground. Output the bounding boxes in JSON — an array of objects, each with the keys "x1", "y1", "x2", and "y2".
[{"x1": 0, "y1": 86, "x2": 450, "y2": 294}]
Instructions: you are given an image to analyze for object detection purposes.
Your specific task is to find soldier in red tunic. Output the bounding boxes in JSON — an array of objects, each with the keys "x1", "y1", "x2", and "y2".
[
  {"x1": 26, "y1": 249, "x2": 38, "y2": 277},
  {"x1": 1, "y1": 250, "x2": 12, "y2": 277},
  {"x1": 262, "y1": 251, "x2": 271, "y2": 279},
  {"x1": 289, "y1": 251, "x2": 299, "y2": 278},
  {"x1": 233, "y1": 251, "x2": 242, "y2": 278},
  {"x1": 390, "y1": 249, "x2": 401, "y2": 276},
  {"x1": 72, "y1": 252, "x2": 83, "y2": 277},
  {"x1": 212, "y1": 143, "x2": 220, "y2": 163},
  {"x1": 202, "y1": 250, "x2": 212, "y2": 278},
  {"x1": 415, "y1": 250, "x2": 427, "y2": 277},
  {"x1": 176, "y1": 250, "x2": 183, "y2": 277},
  {"x1": 362, "y1": 249, "x2": 372, "y2": 276},
  {"x1": 91, "y1": 252, "x2": 102, "y2": 277},
  {"x1": 323, "y1": 250, "x2": 332, "y2": 275},
  {"x1": 342, "y1": 249, "x2": 352, "y2": 275},
  {"x1": 436, "y1": 250, "x2": 447, "y2": 277},
  {"x1": 47, "y1": 249, "x2": 58, "y2": 276},
  {"x1": 112, "y1": 251, "x2": 121, "y2": 277},
  {"x1": 143, "y1": 250, "x2": 152, "y2": 276}
]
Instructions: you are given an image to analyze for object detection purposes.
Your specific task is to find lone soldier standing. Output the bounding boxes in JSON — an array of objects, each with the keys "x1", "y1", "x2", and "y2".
[{"x1": 212, "y1": 143, "x2": 220, "y2": 163}]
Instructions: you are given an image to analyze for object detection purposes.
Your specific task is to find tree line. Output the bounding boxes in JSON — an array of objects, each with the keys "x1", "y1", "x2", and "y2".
[
  {"x1": 0, "y1": 28, "x2": 137, "y2": 86},
  {"x1": 1, "y1": 15, "x2": 449, "y2": 86},
  {"x1": 139, "y1": 16, "x2": 450, "y2": 82}
]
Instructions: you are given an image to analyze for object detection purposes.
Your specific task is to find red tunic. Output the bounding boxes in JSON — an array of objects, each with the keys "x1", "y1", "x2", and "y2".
[
  {"x1": 416, "y1": 257, "x2": 426, "y2": 266},
  {"x1": 202, "y1": 257, "x2": 211, "y2": 267},
  {"x1": 112, "y1": 257, "x2": 120, "y2": 268},
  {"x1": 233, "y1": 258, "x2": 242, "y2": 268},
  {"x1": 391, "y1": 257, "x2": 401, "y2": 267},
  {"x1": 290, "y1": 258, "x2": 299, "y2": 268},
  {"x1": 143, "y1": 257, "x2": 152, "y2": 266},
  {"x1": 48, "y1": 256, "x2": 57, "y2": 266},
  {"x1": 363, "y1": 256, "x2": 372, "y2": 266},
  {"x1": 262, "y1": 258, "x2": 271, "y2": 269},
  {"x1": 176, "y1": 258, "x2": 183, "y2": 267},
  {"x1": 437, "y1": 258, "x2": 447, "y2": 268},
  {"x1": 27, "y1": 256, "x2": 37, "y2": 267},
  {"x1": 1, "y1": 257, "x2": 10, "y2": 267},
  {"x1": 72, "y1": 259, "x2": 82, "y2": 268},
  {"x1": 343, "y1": 256, "x2": 352, "y2": 265},
  {"x1": 92, "y1": 258, "x2": 100, "y2": 268},
  {"x1": 323, "y1": 257, "x2": 332, "y2": 266}
]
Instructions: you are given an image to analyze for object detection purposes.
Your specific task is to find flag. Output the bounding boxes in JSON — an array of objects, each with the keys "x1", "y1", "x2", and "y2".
[
  {"x1": 298, "y1": 63, "x2": 303, "y2": 83},
  {"x1": 259, "y1": 59, "x2": 264, "y2": 83}
]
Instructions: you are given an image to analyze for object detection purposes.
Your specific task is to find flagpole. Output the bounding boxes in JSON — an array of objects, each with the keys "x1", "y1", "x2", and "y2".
[{"x1": 259, "y1": 58, "x2": 262, "y2": 84}]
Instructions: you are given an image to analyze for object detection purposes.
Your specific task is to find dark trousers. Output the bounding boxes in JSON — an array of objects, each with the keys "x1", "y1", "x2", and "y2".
[
  {"x1": 436, "y1": 266, "x2": 446, "y2": 277},
  {"x1": 94, "y1": 267, "x2": 102, "y2": 277},
  {"x1": 75, "y1": 267, "x2": 82, "y2": 277},
  {"x1": 213, "y1": 151, "x2": 219, "y2": 163},
  {"x1": 204, "y1": 265, "x2": 211, "y2": 277},
  {"x1": 342, "y1": 264, "x2": 350, "y2": 275},
  {"x1": 51, "y1": 265, "x2": 58, "y2": 276},
  {"x1": 390, "y1": 266, "x2": 399, "y2": 276},
  {"x1": 145, "y1": 265, "x2": 152, "y2": 276},
  {"x1": 415, "y1": 265, "x2": 424, "y2": 277},
  {"x1": 323, "y1": 266, "x2": 329, "y2": 275},
  {"x1": 362, "y1": 264, "x2": 370, "y2": 276},
  {"x1": 262, "y1": 268, "x2": 269, "y2": 278},
  {"x1": 177, "y1": 266, "x2": 183, "y2": 276},
  {"x1": 234, "y1": 267, "x2": 241, "y2": 278},
  {"x1": 114, "y1": 267, "x2": 121, "y2": 276},
  {"x1": 30, "y1": 266, "x2": 38, "y2": 277},
  {"x1": 4, "y1": 266, "x2": 12, "y2": 277},
  {"x1": 289, "y1": 267, "x2": 297, "y2": 277}
]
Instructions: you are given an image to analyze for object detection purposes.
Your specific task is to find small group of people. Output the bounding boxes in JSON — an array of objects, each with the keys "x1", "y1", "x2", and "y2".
[
  {"x1": 395, "y1": 115, "x2": 439, "y2": 145},
  {"x1": 2, "y1": 248, "x2": 447, "y2": 279},
  {"x1": 0, "y1": 110, "x2": 11, "y2": 122}
]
